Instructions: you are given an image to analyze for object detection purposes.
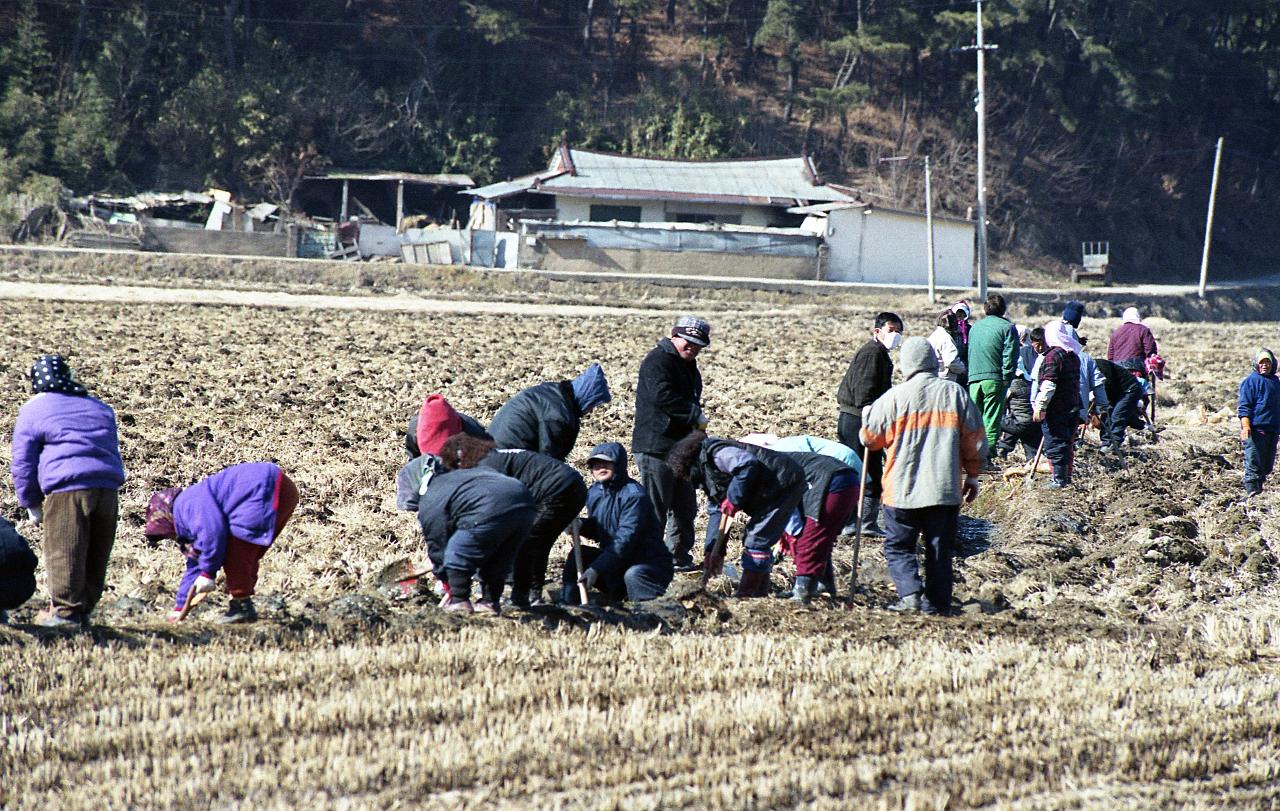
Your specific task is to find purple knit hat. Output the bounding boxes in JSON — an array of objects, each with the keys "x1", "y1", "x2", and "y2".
[{"x1": 144, "y1": 488, "x2": 183, "y2": 541}]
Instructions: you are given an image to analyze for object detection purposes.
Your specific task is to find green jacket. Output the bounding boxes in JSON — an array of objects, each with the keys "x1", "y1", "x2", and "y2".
[{"x1": 966, "y1": 314, "x2": 1017, "y2": 384}]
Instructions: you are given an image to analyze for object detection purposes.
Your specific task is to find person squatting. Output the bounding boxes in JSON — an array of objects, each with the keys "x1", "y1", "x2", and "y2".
[{"x1": 3, "y1": 302, "x2": 1221, "y2": 628}]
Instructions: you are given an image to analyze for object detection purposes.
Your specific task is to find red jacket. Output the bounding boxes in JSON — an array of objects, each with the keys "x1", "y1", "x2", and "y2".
[{"x1": 1106, "y1": 323, "x2": 1157, "y2": 363}]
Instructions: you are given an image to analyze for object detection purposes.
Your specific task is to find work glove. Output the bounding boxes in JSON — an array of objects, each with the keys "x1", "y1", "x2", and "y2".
[
  {"x1": 577, "y1": 568, "x2": 599, "y2": 590},
  {"x1": 26, "y1": 507, "x2": 42, "y2": 525},
  {"x1": 192, "y1": 575, "x2": 216, "y2": 595},
  {"x1": 719, "y1": 499, "x2": 739, "y2": 518},
  {"x1": 1241, "y1": 417, "x2": 1252, "y2": 442},
  {"x1": 962, "y1": 475, "x2": 980, "y2": 504},
  {"x1": 861, "y1": 405, "x2": 872, "y2": 423},
  {"x1": 1032, "y1": 409, "x2": 1044, "y2": 423}
]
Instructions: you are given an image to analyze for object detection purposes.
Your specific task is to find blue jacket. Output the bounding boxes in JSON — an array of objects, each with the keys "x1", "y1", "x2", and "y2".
[
  {"x1": 580, "y1": 443, "x2": 672, "y2": 579},
  {"x1": 417, "y1": 466, "x2": 534, "y2": 579},
  {"x1": 1239, "y1": 366, "x2": 1280, "y2": 430}
]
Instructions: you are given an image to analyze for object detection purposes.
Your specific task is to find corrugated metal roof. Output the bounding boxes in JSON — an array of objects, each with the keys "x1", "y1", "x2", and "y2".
[
  {"x1": 470, "y1": 147, "x2": 853, "y2": 205},
  {"x1": 304, "y1": 170, "x2": 475, "y2": 186}
]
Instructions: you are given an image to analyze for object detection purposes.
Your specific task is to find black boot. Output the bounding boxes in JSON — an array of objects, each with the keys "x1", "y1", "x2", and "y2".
[
  {"x1": 860, "y1": 496, "x2": 886, "y2": 537},
  {"x1": 214, "y1": 598, "x2": 258, "y2": 625},
  {"x1": 789, "y1": 575, "x2": 815, "y2": 605}
]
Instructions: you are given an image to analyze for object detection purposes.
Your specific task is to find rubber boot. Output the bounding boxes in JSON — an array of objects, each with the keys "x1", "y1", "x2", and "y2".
[
  {"x1": 860, "y1": 496, "x2": 886, "y2": 537},
  {"x1": 789, "y1": 575, "x2": 815, "y2": 605},
  {"x1": 735, "y1": 550, "x2": 773, "y2": 598},
  {"x1": 214, "y1": 598, "x2": 257, "y2": 625},
  {"x1": 817, "y1": 564, "x2": 838, "y2": 599}
]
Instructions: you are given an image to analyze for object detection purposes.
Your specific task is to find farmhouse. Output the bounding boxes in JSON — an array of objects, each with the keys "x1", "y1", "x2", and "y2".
[{"x1": 467, "y1": 143, "x2": 854, "y2": 229}]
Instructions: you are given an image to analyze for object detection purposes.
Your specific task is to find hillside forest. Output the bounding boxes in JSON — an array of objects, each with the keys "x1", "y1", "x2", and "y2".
[{"x1": 3, "y1": 0, "x2": 1280, "y2": 278}]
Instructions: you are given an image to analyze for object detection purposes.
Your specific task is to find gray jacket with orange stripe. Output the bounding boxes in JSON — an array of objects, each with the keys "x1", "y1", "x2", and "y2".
[{"x1": 860, "y1": 337, "x2": 987, "y2": 509}]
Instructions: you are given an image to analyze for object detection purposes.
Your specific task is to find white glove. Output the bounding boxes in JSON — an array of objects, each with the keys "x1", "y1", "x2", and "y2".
[
  {"x1": 578, "y1": 568, "x2": 599, "y2": 589},
  {"x1": 26, "y1": 507, "x2": 43, "y2": 525},
  {"x1": 192, "y1": 575, "x2": 216, "y2": 595},
  {"x1": 861, "y1": 405, "x2": 872, "y2": 423}
]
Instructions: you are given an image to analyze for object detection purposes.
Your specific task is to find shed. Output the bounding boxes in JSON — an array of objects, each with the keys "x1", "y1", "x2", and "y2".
[
  {"x1": 792, "y1": 203, "x2": 975, "y2": 287},
  {"x1": 295, "y1": 169, "x2": 475, "y2": 232}
]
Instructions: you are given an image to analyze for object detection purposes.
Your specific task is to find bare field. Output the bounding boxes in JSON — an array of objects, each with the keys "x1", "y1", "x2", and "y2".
[{"x1": 2, "y1": 293, "x2": 1280, "y2": 809}]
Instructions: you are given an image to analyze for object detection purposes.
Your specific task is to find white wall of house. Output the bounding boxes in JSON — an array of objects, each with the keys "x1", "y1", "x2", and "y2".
[
  {"x1": 552, "y1": 195, "x2": 780, "y2": 227},
  {"x1": 823, "y1": 208, "x2": 974, "y2": 287}
]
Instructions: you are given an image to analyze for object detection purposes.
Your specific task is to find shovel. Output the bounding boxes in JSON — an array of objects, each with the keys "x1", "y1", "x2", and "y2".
[
  {"x1": 846, "y1": 445, "x2": 871, "y2": 603},
  {"x1": 571, "y1": 520, "x2": 590, "y2": 606},
  {"x1": 1022, "y1": 437, "x2": 1046, "y2": 490},
  {"x1": 698, "y1": 510, "x2": 734, "y2": 590},
  {"x1": 376, "y1": 557, "x2": 434, "y2": 598}
]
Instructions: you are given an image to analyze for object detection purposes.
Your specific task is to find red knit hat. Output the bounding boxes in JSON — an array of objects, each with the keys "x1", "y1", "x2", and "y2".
[{"x1": 416, "y1": 394, "x2": 463, "y2": 455}]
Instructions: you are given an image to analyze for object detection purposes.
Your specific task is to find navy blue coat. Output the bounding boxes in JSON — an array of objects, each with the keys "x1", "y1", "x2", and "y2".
[
  {"x1": 489, "y1": 381, "x2": 581, "y2": 461},
  {"x1": 418, "y1": 466, "x2": 535, "y2": 579},
  {"x1": 580, "y1": 443, "x2": 672, "y2": 579},
  {"x1": 0, "y1": 517, "x2": 37, "y2": 610}
]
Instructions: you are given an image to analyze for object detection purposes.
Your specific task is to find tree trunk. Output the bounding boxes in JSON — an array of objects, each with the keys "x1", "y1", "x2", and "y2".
[
  {"x1": 666, "y1": 0, "x2": 677, "y2": 26},
  {"x1": 224, "y1": 0, "x2": 239, "y2": 71},
  {"x1": 783, "y1": 55, "x2": 798, "y2": 122},
  {"x1": 583, "y1": 0, "x2": 595, "y2": 53}
]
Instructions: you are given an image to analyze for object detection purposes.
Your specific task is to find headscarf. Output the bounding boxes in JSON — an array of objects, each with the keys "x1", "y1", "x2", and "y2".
[
  {"x1": 29, "y1": 355, "x2": 87, "y2": 395},
  {"x1": 1122, "y1": 307, "x2": 1142, "y2": 325},
  {"x1": 1257, "y1": 348, "x2": 1277, "y2": 374},
  {"x1": 144, "y1": 488, "x2": 183, "y2": 541},
  {"x1": 1044, "y1": 319, "x2": 1082, "y2": 356},
  {"x1": 570, "y1": 363, "x2": 612, "y2": 415}
]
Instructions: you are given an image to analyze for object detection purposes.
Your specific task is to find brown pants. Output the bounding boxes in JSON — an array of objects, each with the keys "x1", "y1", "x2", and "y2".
[{"x1": 43, "y1": 488, "x2": 119, "y2": 620}]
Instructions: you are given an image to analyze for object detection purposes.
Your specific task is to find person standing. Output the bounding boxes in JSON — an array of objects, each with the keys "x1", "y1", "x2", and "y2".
[
  {"x1": 860, "y1": 337, "x2": 985, "y2": 615},
  {"x1": 1033, "y1": 322, "x2": 1083, "y2": 488},
  {"x1": 927, "y1": 311, "x2": 968, "y2": 383},
  {"x1": 632, "y1": 316, "x2": 710, "y2": 571},
  {"x1": 489, "y1": 363, "x2": 611, "y2": 461},
  {"x1": 10, "y1": 355, "x2": 125, "y2": 630},
  {"x1": 966, "y1": 294, "x2": 1019, "y2": 453},
  {"x1": 1238, "y1": 349, "x2": 1280, "y2": 497},
  {"x1": 836, "y1": 312, "x2": 903, "y2": 536}
]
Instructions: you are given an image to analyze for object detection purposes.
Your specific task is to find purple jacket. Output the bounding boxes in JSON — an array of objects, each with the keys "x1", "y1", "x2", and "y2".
[
  {"x1": 174, "y1": 462, "x2": 282, "y2": 607},
  {"x1": 10, "y1": 392, "x2": 125, "y2": 508},
  {"x1": 1106, "y1": 323, "x2": 1157, "y2": 364}
]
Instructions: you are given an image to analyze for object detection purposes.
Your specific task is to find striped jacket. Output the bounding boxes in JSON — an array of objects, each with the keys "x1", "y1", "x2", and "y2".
[{"x1": 860, "y1": 337, "x2": 987, "y2": 509}]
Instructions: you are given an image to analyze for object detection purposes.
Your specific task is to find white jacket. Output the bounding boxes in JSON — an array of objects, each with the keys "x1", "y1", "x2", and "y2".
[{"x1": 927, "y1": 327, "x2": 967, "y2": 382}]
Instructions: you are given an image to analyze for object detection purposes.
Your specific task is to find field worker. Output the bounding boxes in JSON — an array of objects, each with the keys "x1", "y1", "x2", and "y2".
[
  {"x1": 633, "y1": 315, "x2": 709, "y2": 572},
  {"x1": 11, "y1": 355, "x2": 125, "y2": 630},
  {"x1": 563, "y1": 443, "x2": 674, "y2": 604},
  {"x1": 1107, "y1": 307, "x2": 1159, "y2": 374},
  {"x1": 0, "y1": 518, "x2": 38, "y2": 625},
  {"x1": 1075, "y1": 335, "x2": 1110, "y2": 439},
  {"x1": 778, "y1": 451, "x2": 859, "y2": 604},
  {"x1": 927, "y1": 310, "x2": 967, "y2": 383},
  {"x1": 860, "y1": 337, "x2": 985, "y2": 615},
  {"x1": 419, "y1": 445, "x2": 535, "y2": 615},
  {"x1": 997, "y1": 327, "x2": 1044, "y2": 460},
  {"x1": 967, "y1": 294, "x2": 1019, "y2": 453},
  {"x1": 666, "y1": 431, "x2": 807, "y2": 597},
  {"x1": 950, "y1": 300, "x2": 973, "y2": 371},
  {"x1": 489, "y1": 362, "x2": 611, "y2": 461},
  {"x1": 741, "y1": 434, "x2": 861, "y2": 599},
  {"x1": 1238, "y1": 349, "x2": 1280, "y2": 497},
  {"x1": 1094, "y1": 357, "x2": 1145, "y2": 452},
  {"x1": 438, "y1": 434, "x2": 587, "y2": 608},
  {"x1": 1032, "y1": 321, "x2": 1083, "y2": 488},
  {"x1": 404, "y1": 393, "x2": 491, "y2": 459},
  {"x1": 837, "y1": 311, "x2": 903, "y2": 537},
  {"x1": 146, "y1": 462, "x2": 300, "y2": 624}
]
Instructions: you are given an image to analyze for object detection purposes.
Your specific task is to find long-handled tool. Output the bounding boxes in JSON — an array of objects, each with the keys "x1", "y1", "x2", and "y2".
[
  {"x1": 174, "y1": 582, "x2": 209, "y2": 622},
  {"x1": 699, "y1": 510, "x2": 733, "y2": 589},
  {"x1": 1022, "y1": 436, "x2": 1046, "y2": 490},
  {"x1": 846, "y1": 446, "x2": 871, "y2": 603},
  {"x1": 571, "y1": 520, "x2": 590, "y2": 605}
]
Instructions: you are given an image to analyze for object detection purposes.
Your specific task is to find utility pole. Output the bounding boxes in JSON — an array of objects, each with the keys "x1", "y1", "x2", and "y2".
[
  {"x1": 880, "y1": 155, "x2": 936, "y2": 302},
  {"x1": 925, "y1": 155, "x2": 936, "y2": 304},
  {"x1": 962, "y1": 0, "x2": 997, "y2": 301},
  {"x1": 1198, "y1": 137, "x2": 1224, "y2": 299}
]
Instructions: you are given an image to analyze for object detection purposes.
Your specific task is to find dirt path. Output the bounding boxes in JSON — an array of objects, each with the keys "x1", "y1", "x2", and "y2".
[{"x1": 0, "y1": 279, "x2": 723, "y2": 317}]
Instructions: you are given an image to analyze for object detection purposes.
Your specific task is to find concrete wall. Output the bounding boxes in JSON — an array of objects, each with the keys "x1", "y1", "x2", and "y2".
[
  {"x1": 519, "y1": 239, "x2": 820, "y2": 280},
  {"x1": 824, "y1": 208, "x2": 973, "y2": 286},
  {"x1": 552, "y1": 195, "x2": 780, "y2": 227},
  {"x1": 143, "y1": 225, "x2": 295, "y2": 257}
]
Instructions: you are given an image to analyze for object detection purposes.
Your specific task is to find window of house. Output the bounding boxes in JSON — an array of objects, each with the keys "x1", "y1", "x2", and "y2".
[
  {"x1": 589, "y1": 204, "x2": 643, "y2": 222},
  {"x1": 668, "y1": 212, "x2": 742, "y2": 225}
]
